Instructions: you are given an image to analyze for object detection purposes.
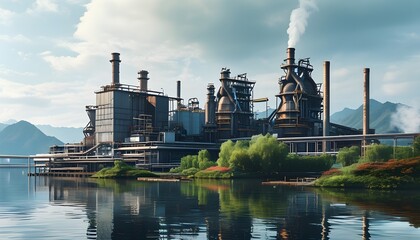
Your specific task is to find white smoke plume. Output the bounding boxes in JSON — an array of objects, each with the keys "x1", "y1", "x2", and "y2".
[
  {"x1": 287, "y1": 0, "x2": 318, "y2": 48},
  {"x1": 391, "y1": 105, "x2": 420, "y2": 133}
]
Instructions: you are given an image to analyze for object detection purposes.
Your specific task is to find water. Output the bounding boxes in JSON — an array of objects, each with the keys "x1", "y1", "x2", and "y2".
[{"x1": 1, "y1": 168, "x2": 420, "y2": 240}]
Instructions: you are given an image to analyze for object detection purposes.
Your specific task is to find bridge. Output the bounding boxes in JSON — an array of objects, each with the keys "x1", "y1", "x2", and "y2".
[
  {"x1": 0, "y1": 154, "x2": 33, "y2": 171},
  {"x1": 232, "y1": 132, "x2": 419, "y2": 156}
]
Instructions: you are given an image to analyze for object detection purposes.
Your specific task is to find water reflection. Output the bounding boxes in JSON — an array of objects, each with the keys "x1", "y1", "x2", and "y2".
[
  {"x1": 44, "y1": 178, "x2": 420, "y2": 239},
  {"x1": 2, "y1": 168, "x2": 420, "y2": 240}
]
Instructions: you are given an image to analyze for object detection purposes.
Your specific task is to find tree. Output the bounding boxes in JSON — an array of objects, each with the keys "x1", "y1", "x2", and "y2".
[
  {"x1": 229, "y1": 149, "x2": 252, "y2": 172},
  {"x1": 217, "y1": 140, "x2": 235, "y2": 167},
  {"x1": 248, "y1": 134, "x2": 288, "y2": 173},
  {"x1": 337, "y1": 146, "x2": 360, "y2": 166},
  {"x1": 197, "y1": 149, "x2": 216, "y2": 170},
  {"x1": 180, "y1": 155, "x2": 198, "y2": 169}
]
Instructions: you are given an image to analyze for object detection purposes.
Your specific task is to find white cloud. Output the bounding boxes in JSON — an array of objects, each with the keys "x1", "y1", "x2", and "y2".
[
  {"x1": 0, "y1": 34, "x2": 31, "y2": 43},
  {"x1": 0, "y1": 77, "x2": 93, "y2": 127},
  {"x1": 0, "y1": 7, "x2": 15, "y2": 25},
  {"x1": 27, "y1": 0, "x2": 59, "y2": 14},
  {"x1": 0, "y1": 65, "x2": 35, "y2": 77}
]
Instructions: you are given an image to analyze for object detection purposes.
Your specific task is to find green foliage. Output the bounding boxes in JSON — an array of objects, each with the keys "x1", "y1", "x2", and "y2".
[
  {"x1": 180, "y1": 155, "x2": 198, "y2": 169},
  {"x1": 337, "y1": 146, "x2": 360, "y2": 166},
  {"x1": 219, "y1": 134, "x2": 289, "y2": 173},
  {"x1": 364, "y1": 144, "x2": 393, "y2": 162},
  {"x1": 217, "y1": 134, "x2": 335, "y2": 174},
  {"x1": 283, "y1": 154, "x2": 334, "y2": 172},
  {"x1": 172, "y1": 149, "x2": 217, "y2": 176},
  {"x1": 229, "y1": 149, "x2": 253, "y2": 172},
  {"x1": 92, "y1": 160, "x2": 158, "y2": 178},
  {"x1": 194, "y1": 170, "x2": 232, "y2": 179},
  {"x1": 247, "y1": 134, "x2": 288, "y2": 173},
  {"x1": 197, "y1": 149, "x2": 217, "y2": 170},
  {"x1": 413, "y1": 136, "x2": 420, "y2": 156},
  {"x1": 217, "y1": 140, "x2": 235, "y2": 167},
  {"x1": 316, "y1": 157, "x2": 420, "y2": 189},
  {"x1": 181, "y1": 167, "x2": 200, "y2": 176},
  {"x1": 394, "y1": 146, "x2": 414, "y2": 159}
]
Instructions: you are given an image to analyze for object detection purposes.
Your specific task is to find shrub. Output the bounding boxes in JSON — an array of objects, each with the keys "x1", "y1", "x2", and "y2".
[
  {"x1": 337, "y1": 146, "x2": 360, "y2": 166},
  {"x1": 413, "y1": 136, "x2": 420, "y2": 156},
  {"x1": 364, "y1": 144, "x2": 393, "y2": 162},
  {"x1": 92, "y1": 160, "x2": 158, "y2": 178},
  {"x1": 181, "y1": 167, "x2": 200, "y2": 176}
]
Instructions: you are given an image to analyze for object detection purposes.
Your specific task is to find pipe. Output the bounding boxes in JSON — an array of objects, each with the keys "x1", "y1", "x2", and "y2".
[
  {"x1": 138, "y1": 70, "x2": 149, "y2": 91},
  {"x1": 110, "y1": 53, "x2": 121, "y2": 85},
  {"x1": 323, "y1": 61, "x2": 330, "y2": 152},
  {"x1": 363, "y1": 68, "x2": 370, "y2": 136}
]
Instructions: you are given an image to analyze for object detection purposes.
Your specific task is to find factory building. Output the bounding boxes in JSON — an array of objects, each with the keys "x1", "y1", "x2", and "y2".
[{"x1": 35, "y1": 48, "x2": 365, "y2": 172}]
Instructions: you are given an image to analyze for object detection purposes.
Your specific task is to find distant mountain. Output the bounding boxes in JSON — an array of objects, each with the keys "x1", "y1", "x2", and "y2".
[
  {"x1": 36, "y1": 125, "x2": 83, "y2": 143},
  {"x1": 331, "y1": 99, "x2": 405, "y2": 133},
  {"x1": 0, "y1": 123, "x2": 7, "y2": 132},
  {"x1": 0, "y1": 120, "x2": 63, "y2": 155}
]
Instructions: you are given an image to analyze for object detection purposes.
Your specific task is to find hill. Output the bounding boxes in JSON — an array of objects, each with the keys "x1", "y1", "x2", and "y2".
[
  {"x1": 0, "y1": 120, "x2": 63, "y2": 155},
  {"x1": 331, "y1": 99, "x2": 407, "y2": 133}
]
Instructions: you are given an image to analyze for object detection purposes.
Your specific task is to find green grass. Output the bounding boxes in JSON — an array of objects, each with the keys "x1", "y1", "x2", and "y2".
[
  {"x1": 194, "y1": 170, "x2": 233, "y2": 179},
  {"x1": 315, "y1": 157, "x2": 420, "y2": 189},
  {"x1": 92, "y1": 160, "x2": 158, "y2": 178}
]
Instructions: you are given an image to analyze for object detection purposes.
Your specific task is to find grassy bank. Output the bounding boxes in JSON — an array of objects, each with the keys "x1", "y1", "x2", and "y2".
[
  {"x1": 92, "y1": 160, "x2": 158, "y2": 178},
  {"x1": 315, "y1": 156, "x2": 420, "y2": 189}
]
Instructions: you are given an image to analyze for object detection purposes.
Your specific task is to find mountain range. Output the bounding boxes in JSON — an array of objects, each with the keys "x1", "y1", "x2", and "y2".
[
  {"x1": 255, "y1": 99, "x2": 411, "y2": 133},
  {"x1": 330, "y1": 99, "x2": 406, "y2": 133},
  {"x1": 0, "y1": 120, "x2": 63, "y2": 155}
]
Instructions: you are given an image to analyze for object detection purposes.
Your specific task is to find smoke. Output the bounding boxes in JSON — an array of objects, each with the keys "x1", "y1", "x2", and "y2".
[
  {"x1": 287, "y1": 0, "x2": 318, "y2": 48},
  {"x1": 391, "y1": 105, "x2": 420, "y2": 133}
]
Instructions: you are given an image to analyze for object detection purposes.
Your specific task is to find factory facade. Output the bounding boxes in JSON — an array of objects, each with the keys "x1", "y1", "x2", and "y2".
[{"x1": 34, "y1": 48, "x2": 363, "y2": 172}]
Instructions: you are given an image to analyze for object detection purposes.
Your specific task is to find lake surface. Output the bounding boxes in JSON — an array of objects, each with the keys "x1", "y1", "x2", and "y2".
[{"x1": 1, "y1": 168, "x2": 420, "y2": 240}]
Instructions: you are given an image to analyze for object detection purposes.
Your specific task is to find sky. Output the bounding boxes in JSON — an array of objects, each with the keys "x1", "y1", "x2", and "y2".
[{"x1": 1, "y1": 0, "x2": 420, "y2": 128}]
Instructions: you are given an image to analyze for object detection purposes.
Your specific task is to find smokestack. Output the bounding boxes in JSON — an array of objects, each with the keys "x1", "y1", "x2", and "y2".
[
  {"x1": 176, "y1": 80, "x2": 181, "y2": 99},
  {"x1": 205, "y1": 83, "x2": 216, "y2": 125},
  {"x1": 363, "y1": 68, "x2": 370, "y2": 136},
  {"x1": 220, "y1": 68, "x2": 230, "y2": 79},
  {"x1": 323, "y1": 61, "x2": 330, "y2": 152},
  {"x1": 110, "y1": 53, "x2": 121, "y2": 85},
  {"x1": 138, "y1": 70, "x2": 149, "y2": 91},
  {"x1": 286, "y1": 48, "x2": 295, "y2": 65},
  {"x1": 322, "y1": 61, "x2": 330, "y2": 152}
]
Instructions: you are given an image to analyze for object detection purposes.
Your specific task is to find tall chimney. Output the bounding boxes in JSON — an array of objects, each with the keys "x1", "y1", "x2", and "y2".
[
  {"x1": 176, "y1": 80, "x2": 181, "y2": 99},
  {"x1": 205, "y1": 83, "x2": 216, "y2": 125},
  {"x1": 138, "y1": 70, "x2": 149, "y2": 91},
  {"x1": 323, "y1": 61, "x2": 330, "y2": 152},
  {"x1": 363, "y1": 68, "x2": 370, "y2": 136},
  {"x1": 220, "y1": 68, "x2": 231, "y2": 79},
  {"x1": 110, "y1": 53, "x2": 121, "y2": 85},
  {"x1": 286, "y1": 48, "x2": 295, "y2": 65}
]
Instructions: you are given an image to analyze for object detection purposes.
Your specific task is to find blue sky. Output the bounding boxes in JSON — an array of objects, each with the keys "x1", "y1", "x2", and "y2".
[{"x1": 1, "y1": 0, "x2": 420, "y2": 127}]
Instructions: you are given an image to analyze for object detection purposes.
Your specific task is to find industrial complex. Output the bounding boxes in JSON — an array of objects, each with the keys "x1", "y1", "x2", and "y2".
[{"x1": 34, "y1": 48, "x2": 378, "y2": 172}]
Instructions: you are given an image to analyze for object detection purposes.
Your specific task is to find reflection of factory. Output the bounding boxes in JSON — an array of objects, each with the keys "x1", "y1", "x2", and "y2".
[{"x1": 35, "y1": 48, "x2": 366, "y2": 171}]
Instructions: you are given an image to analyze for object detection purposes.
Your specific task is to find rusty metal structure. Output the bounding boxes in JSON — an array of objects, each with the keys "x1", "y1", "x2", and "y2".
[
  {"x1": 274, "y1": 48, "x2": 323, "y2": 137},
  {"x1": 215, "y1": 68, "x2": 255, "y2": 139},
  {"x1": 33, "y1": 47, "x2": 380, "y2": 172}
]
